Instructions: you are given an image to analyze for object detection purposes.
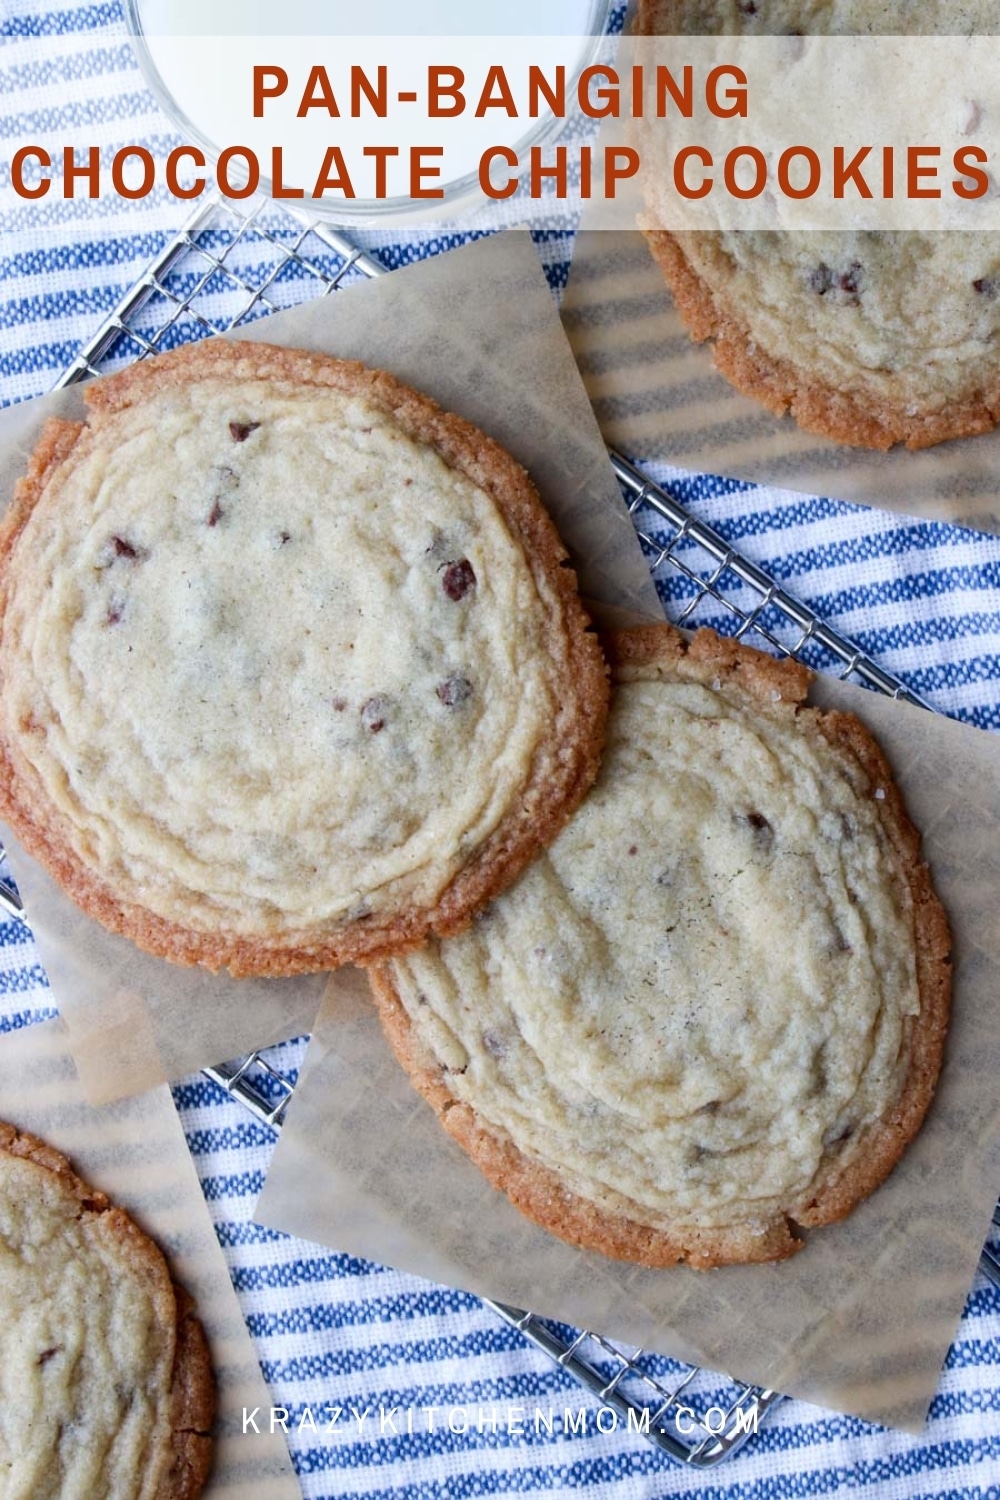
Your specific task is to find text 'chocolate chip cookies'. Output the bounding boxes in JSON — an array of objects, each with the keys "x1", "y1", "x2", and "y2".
[
  {"x1": 369, "y1": 627, "x2": 951, "y2": 1270},
  {"x1": 0, "y1": 1122, "x2": 214, "y2": 1499},
  {"x1": 0, "y1": 340, "x2": 608, "y2": 976}
]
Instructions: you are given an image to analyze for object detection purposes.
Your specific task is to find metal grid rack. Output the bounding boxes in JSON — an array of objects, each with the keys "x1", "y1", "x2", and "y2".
[
  {"x1": 3, "y1": 189, "x2": 992, "y2": 1468},
  {"x1": 52, "y1": 196, "x2": 384, "y2": 389}
]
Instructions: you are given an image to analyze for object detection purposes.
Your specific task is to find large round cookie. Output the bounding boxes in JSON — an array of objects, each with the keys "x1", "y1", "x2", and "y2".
[
  {"x1": 0, "y1": 1122, "x2": 214, "y2": 1499},
  {"x1": 368, "y1": 626, "x2": 951, "y2": 1270},
  {"x1": 0, "y1": 339, "x2": 608, "y2": 975},
  {"x1": 639, "y1": 1, "x2": 1000, "y2": 450}
]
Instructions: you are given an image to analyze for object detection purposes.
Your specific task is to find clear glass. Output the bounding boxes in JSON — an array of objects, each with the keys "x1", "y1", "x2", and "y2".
[{"x1": 124, "y1": 0, "x2": 614, "y2": 223}]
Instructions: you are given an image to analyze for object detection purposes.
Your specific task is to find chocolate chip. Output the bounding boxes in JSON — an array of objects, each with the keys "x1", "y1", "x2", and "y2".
[
  {"x1": 807, "y1": 261, "x2": 863, "y2": 303},
  {"x1": 205, "y1": 466, "x2": 240, "y2": 527},
  {"x1": 97, "y1": 535, "x2": 147, "y2": 569},
  {"x1": 436, "y1": 676, "x2": 473, "y2": 707},
  {"x1": 37, "y1": 1346, "x2": 62, "y2": 1366},
  {"x1": 807, "y1": 262, "x2": 834, "y2": 295},
  {"x1": 105, "y1": 599, "x2": 125, "y2": 627},
  {"x1": 738, "y1": 0, "x2": 759, "y2": 13},
  {"x1": 745, "y1": 810, "x2": 774, "y2": 852},
  {"x1": 628, "y1": 844, "x2": 638, "y2": 856},
  {"x1": 837, "y1": 261, "x2": 864, "y2": 299},
  {"x1": 441, "y1": 558, "x2": 476, "y2": 601},
  {"x1": 361, "y1": 696, "x2": 389, "y2": 733},
  {"x1": 229, "y1": 420, "x2": 260, "y2": 443},
  {"x1": 331, "y1": 697, "x2": 348, "y2": 712},
  {"x1": 974, "y1": 276, "x2": 1000, "y2": 298}
]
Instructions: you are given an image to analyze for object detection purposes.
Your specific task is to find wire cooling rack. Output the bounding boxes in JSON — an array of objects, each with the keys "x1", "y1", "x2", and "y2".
[{"x1": 6, "y1": 188, "x2": 993, "y2": 1468}]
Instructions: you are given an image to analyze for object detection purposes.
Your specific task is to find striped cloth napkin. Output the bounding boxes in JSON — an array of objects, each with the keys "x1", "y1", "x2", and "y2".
[{"x1": 3, "y1": 2, "x2": 1000, "y2": 1497}]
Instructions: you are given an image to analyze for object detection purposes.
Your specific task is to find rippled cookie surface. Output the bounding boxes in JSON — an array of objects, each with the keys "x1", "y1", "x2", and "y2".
[
  {"x1": 371, "y1": 627, "x2": 950, "y2": 1268},
  {"x1": 0, "y1": 341, "x2": 607, "y2": 974}
]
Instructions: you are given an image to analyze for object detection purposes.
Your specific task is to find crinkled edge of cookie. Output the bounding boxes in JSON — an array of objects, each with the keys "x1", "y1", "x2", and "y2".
[
  {"x1": 367, "y1": 624, "x2": 952, "y2": 1270},
  {"x1": 0, "y1": 1120, "x2": 215, "y2": 1499},
  {"x1": 0, "y1": 338, "x2": 609, "y2": 976},
  {"x1": 636, "y1": 0, "x2": 1000, "y2": 451}
]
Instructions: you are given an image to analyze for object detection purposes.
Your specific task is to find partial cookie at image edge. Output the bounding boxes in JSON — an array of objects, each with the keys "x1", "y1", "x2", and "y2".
[{"x1": 0, "y1": 1119, "x2": 215, "y2": 1499}]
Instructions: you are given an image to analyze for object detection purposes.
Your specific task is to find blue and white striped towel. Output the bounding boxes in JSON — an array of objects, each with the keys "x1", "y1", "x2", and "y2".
[{"x1": 3, "y1": 2, "x2": 1000, "y2": 1496}]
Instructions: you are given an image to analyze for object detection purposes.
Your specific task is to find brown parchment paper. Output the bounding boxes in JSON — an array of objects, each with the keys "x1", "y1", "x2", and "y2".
[
  {"x1": 0, "y1": 1018, "x2": 299, "y2": 1498},
  {"x1": 256, "y1": 674, "x2": 1000, "y2": 1434},
  {"x1": 0, "y1": 826, "x2": 326, "y2": 1104},
  {"x1": 562, "y1": 228, "x2": 1000, "y2": 537},
  {"x1": 0, "y1": 230, "x2": 660, "y2": 1103}
]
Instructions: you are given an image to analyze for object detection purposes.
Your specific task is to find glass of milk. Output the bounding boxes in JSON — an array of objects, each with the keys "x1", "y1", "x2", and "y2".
[{"x1": 125, "y1": 0, "x2": 613, "y2": 222}]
